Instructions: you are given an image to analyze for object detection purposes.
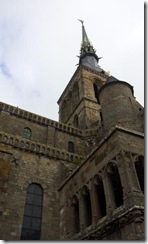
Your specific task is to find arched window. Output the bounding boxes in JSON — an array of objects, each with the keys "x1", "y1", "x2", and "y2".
[
  {"x1": 93, "y1": 79, "x2": 102, "y2": 104},
  {"x1": 107, "y1": 163, "x2": 123, "y2": 208},
  {"x1": 21, "y1": 183, "x2": 43, "y2": 240},
  {"x1": 74, "y1": 115, "x2": 79, "y2": 127},
  {"x1": 92, "y1": 175, "x2": 106, "y2": 221},
  {"x1": 135, "y1": 156, "x2": 144, "y2": 193},
  {"x1": 93, "y1": 83, "x2": 99, "y2": 103},
  {"x1": 68, "y1": 141, "x2": 75, "y2": 153},
  {"x1": 22, "y1": 127, "x2": 32, "y2": 139},
  {"x1": 81, "y1": 186, "x2": 92, "y2": 227},
  {"x1": 71, "y1": 196, "x2": 80, "y2": 234}
]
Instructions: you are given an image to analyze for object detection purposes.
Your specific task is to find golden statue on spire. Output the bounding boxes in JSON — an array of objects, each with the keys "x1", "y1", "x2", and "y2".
[{"x1": 78, "y1": 19, "x2": 84, "y2": 25}]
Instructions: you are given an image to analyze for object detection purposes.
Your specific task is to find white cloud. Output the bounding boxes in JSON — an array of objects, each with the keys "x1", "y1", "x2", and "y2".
[{"x1": 0, "y1": 0, "x2": 144, "y2": 120}]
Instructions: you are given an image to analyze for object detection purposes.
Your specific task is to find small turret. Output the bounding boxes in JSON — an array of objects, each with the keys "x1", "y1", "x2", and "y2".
[{"x1": 97, "y1": 76, "x2": 143, "y2": 133}]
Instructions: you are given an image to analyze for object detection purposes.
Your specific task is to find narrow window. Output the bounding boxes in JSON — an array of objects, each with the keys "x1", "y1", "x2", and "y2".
[
  {"x1": 135, "y1": 156, "x2": 144, "y2": 193},
  {"x1": 100, "y1": 111, "x2": 103, "y2": 122},
  {"x1": 74, "y1": 115, "x2": 79, "y2": 127},
  {"x1": 93, "y1": 79, "x2": 102, "y2": 104},
  {"x1": 93, "y1": 83, "x2": 99, "y2": 102},
  {"x1": 82, "y1": 186, "x2": 92, "y2": 227},
  {"x1": 68, "y1": 141, "x2": 75, "y2": 153},
  {"x1": 71, "y1": 196, "x2": 80, "y2": 234},
  {"x1": 108, "y1": 164, "x2": 123, "y2": 208},
  {"x1": 22, "y1": 127, "x2": 32, "y2": 139},
  {"x1": 21, "y1": 183, "x2": 43, "y2": 240},
  {"x1": 93, "y1": 175, "x2": 106, "y2": 220}
]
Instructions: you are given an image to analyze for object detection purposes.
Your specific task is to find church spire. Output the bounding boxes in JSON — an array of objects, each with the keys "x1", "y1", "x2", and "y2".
[{"x1": 78, "y1": 20, "x2": 99, "y2": 64}]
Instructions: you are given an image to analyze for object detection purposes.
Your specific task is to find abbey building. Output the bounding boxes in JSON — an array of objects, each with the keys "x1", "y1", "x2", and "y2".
[{"x1": 0, "y1": 22, "x2": 144, "y2": 240}]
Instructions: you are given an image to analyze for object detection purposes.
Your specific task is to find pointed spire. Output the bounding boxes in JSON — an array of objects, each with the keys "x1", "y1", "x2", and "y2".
[
  {"x1": 79, "y1": 19, "x2": 90, "y2": 47},
  {"x1": 78, "y1": 20, "x2": 99, "y2": 64}
]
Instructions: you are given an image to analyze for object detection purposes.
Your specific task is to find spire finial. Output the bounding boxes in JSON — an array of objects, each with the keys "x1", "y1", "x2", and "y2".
[
  {"x1": 78, "y1": 20, "x2": 99, "y2": 65},
  {"x1": 78, "y1": 19, "x2": 84, "y2": 25}
]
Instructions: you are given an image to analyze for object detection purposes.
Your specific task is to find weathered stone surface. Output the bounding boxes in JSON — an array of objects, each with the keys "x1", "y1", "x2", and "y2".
[{"x1": 0, "y1": 50, "x2": 144, "y2": 240}]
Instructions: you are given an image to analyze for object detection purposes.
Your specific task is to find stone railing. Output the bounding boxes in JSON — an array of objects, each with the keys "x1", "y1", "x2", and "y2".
[
  {"x1": 0, "y1": 102, "x2": 84, "y2": 136},
  {"x1": 0, "y1": 101, "x2": 103, "y2": 139},
  {"x1": 0, "y1": 132, "x2": 84, "y2": 163}
]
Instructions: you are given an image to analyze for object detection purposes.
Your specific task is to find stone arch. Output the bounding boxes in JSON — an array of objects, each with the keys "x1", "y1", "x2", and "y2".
[
  {"x1": 20, "y1": 183, "x2": 44, "y2": 240},
  {"x1": 23, "y1": 178, "x2": 47, "y2": 192},
  {"x1": 25, "y1": 142, "x2": 30, "y2": 150},
  {"x1": 20, "y1": 140, "x2": 25, "y2": 148},
  {"x1": 93, "y1": 78, "x2": 103, "y2": 103},
  {"x1": 68, "y1": 141, "x2": 75, "y2": 153},
  {"x1": 71, "y1": 195, "x2": 80, "y2": 234},
  {"x1": 81, "y1": 185, "x2": 92, "y2": 227},
  {"x1": 91, "y1": 174, "x2": 106, "y2": 222},
  {"x1": 41, "y1": 147, "x2": 45, "y2": 154},
  {"x1": 36, "y1": 145, "x2": 40, "y2": 152},
  {"x1": 22, "y1": 127, "x2": 32, "y2": 140},
  {"x1": 31, "y1": 144, "x2": 35, "y2": 151},
  {"x1": 73, "y1": 114, "x2": 79, "y2": 127},
  {"x1": 9, "y1": 137, "x2": 13, "y2": 144},
  {"x1": 14, "y1": 138, "x2": 19, "y2": 147},
  {"x1": 106, "y1": 161, "x2": 123, "y2": 208},
  {"x1": 4, "y1": 135, "x2": 8, "y2": 142},
  {"x1": 61, "y1": 152, "x2": 65, "y2": 159}
]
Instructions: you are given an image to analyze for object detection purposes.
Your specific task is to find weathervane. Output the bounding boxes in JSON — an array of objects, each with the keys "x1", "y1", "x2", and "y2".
[{"x1": 78, "y1": 19, "x2": 84, "y2": 25}]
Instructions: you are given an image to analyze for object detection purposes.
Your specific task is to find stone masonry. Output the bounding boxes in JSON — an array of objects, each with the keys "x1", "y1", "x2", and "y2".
[{"x1": 0, "y1": 22, "x2": 144, "y2": 240}]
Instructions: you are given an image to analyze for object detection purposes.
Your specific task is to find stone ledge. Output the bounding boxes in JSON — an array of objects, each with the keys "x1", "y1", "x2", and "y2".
[
  {"x1": 73, "y1": 205, "x2": 144, "y2": 240},
  {"x1": 0, "y1": 132, "x2": 84, "y2": 163}
]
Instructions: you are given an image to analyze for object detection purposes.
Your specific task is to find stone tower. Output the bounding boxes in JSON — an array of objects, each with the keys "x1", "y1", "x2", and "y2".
[
  {"x1": 58, "y1": 21, "x2": 108, "y2": 129},
  {"x1": 58, "y1": 23, "x2": 144, "y2": 240},
  {"x1": 0, "y1": 22, "x2": 144, "y2": 240}
]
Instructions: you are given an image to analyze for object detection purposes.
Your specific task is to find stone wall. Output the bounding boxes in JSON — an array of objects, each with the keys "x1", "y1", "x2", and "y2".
[{"x1": 58, "y1": 127, "x2": 144, "y2": 240}]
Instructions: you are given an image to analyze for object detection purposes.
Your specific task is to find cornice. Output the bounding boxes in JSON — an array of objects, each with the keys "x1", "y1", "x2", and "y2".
[
  {"x1": 0, "y1": 131, "x2": 84, "y2": 163},
  {"x1": 73, "y1": 205, "x2": 144, "y2": 240},
  {"x1": 0, "y1": 101, "x2": 83, "y2": 137}
]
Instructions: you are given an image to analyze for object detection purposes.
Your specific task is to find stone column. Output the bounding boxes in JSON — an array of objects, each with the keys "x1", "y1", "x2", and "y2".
[
  {"x1": 79, "y1": 193, "x2": 85, "y2": 231},
  {"x1": 65, "y1": 201, "x2": 71, "y2": 237},
  {"x1": 116, "y1": 151, "x2": 144, "y2": 207},
  {"x1": 90, "y1": 181, "x2": 101, "y2": 225}
]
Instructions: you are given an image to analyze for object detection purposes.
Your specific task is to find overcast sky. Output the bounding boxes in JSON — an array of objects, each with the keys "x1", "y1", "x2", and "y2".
[{"x1": 0, "y1": 0, "x2": 144, "y2": 121}]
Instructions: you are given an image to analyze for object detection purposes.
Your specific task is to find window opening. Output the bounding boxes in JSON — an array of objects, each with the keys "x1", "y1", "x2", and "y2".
[
  {"x1": 21, "y1": 183, "x2": 43, "y2": 240},
  {"x1": 108, "y1": 164, "x2": 123, "y2": 208},
  {"x1": 82, "y1": 187, "x2": 92, "y2": 227},
  {"x1": 22, "y1": 127, "x2": 32, "y2": 139},
  {"x1": 72, "y1": 196, "x2": 80, "y2": 234},
  {"x1": 74, "y1": 115, "x2": 79, "y2": 127},
  {"x1": 93, "y1": 176, "x2": 106, "y2": 219},
  {"x1": 135, "y1": 156, "x2": 144, "y2": 193},
  {"x1": 68, "y1": 141, "x2": 75, "y2": 153}
]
